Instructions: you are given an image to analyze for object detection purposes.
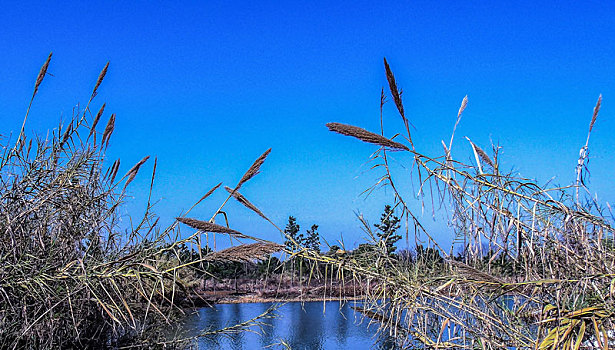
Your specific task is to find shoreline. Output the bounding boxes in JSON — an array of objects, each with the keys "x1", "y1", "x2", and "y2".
[{"x1": 213, "y1": 294, "x2": 366, "y2": 304}]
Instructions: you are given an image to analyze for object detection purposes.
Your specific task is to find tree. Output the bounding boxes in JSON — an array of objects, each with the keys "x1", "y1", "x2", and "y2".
[
  {"x1": 305, "y1": 224, "x2": 320, "y2": 253},
  {"x1": 284, "y1": 216, "x2": 301, "y2": 252},
  {"x1": 284, "y1": 216, "x2": 302, "y2": 285},
  {"x1": 374, "y1": 205, "x2": 402, "y2": 255}
]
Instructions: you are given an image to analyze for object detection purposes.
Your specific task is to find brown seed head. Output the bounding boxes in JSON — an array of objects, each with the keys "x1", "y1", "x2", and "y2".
[
  {"x1": 204, "y1": 243, "x2": 284, "y2": 262},
  {"x1": 176, "y1": 217, "x2": 248, "y2": 238},
  {"x1": 89, "y1": 103, "x2": 106, "y2": 137},
  {"x1": 34, "y1": 52, "x2": 53, "y2": 97},
  {"x1": 236, "y1": 148, "x2": 271, "y2": 190},
  {"x1": 326, "y1": 122, "x2": 409, "y2": 151},
  {"x1": 123, "y1": 156, "x2": 150, "y2": 191},
  {"x1": 101, "y1": 113, "x2": 116, "y2": 147},
  {"x1": 589, "y1": 94, "x2": 602, "y2": 133},
  {"x1": 383, "y1": 57, "x2": 404, "y2": 119},
  {"x1": 224, "y1": 186, "x2": 268, "y2": 220},
  {"x1": 467, "y1": 138, "x2": 494, "y2": 169},
  {"x1": 110, "y1": 159, "x2": 121, "y2": 183},
  {"x1": 195, "y1": 182, "x2": 222, "y2": 207},
  {"x1": 92, "y1": 62, "x2": 109, "y2": 99}
]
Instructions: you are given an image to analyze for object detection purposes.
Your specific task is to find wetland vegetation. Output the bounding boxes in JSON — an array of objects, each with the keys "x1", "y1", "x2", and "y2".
[{"x1": 1, "y1": 54, "x2": 614, "y2": 349}]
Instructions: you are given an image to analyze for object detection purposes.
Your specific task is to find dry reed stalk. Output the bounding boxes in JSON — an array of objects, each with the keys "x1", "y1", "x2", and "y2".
[
  {"x1": 92, "y1": 62, "x2": 109, "y2": 99},
  {"x1": 101, "y1": 113, "x2": 116, "y2": 147},
  {"x1": 224, "y1": 186, "x2": 268, "y2": 220},
  {"x1": 123, "y1": 156, "x2": 149, "y2": 191},
  {"x1": 176, "y1": 217, "x2": 248, "y2": 238},
  {"x1": 89, "y1": 103, "x2": 106, "y2": 138},
  {"x1": 235, "y1": 148, "x2": 271, "y2": 191},
  {"x1": 204, "y1": 243, "x2": 284, "y2": 262},
  {"x1": 326, "y1": 122, "x2": 409, "y2": 151}
]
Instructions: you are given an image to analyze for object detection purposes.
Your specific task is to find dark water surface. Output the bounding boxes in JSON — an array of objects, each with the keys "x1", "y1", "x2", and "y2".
[{"x1": 178, "y1": 301, "x2": 399, "y2": 349}]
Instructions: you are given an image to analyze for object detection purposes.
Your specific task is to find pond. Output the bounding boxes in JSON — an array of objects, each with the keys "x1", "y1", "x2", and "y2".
[{"x1": 177, "y1": 301, "x2": 400, "y2": 349}]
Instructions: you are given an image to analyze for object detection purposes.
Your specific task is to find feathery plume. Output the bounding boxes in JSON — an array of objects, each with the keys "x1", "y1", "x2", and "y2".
[
  {"x1": 204, "y1": 243, "x2": 284, "y2": 262},
  {"x1": 34, "y1": 52, "x2": 53, "y2": 97},
  {"x1": 123, "y1": 156, "x2": 149, "y2": 191},
  {"x1": 101, "y1": 113, "x2": 116, "y2": 147},
  {"x1": 92, "y1": 62, "x2": 109, "y2": 99},
  {"x1": 60, "y1": 121, "x2": 72, "y2": 147},
  {"x1": 466, "y1": 137, "x2": 494, "y2": 171},
  {"x1": 176, "y1": 217, "x2": 248, "y2": 238},
  {"x1": 235, "y1": 148, "x2": 271, "y2": 190},
  {"x1": 224, "y1": 186, "x2": 268, "y2": 220},
  {"x1": 383, "y1": 57, "x2": 405, "y2": 120},
  {"x1": 589, "y1": 94, "x2": 602, "y2": 133},
  {"x1": 110, "y1": 159, "x2": 121, "y2": 183},
  {"x1": 326, "y1": 122, "x2": 409, "y2": 151},
  {"x1": 89, "y1": 103, "x2": 106, "y2": 138},
  {"x1": 194, "y1": 182, "x2": 222, "y2": 207}
]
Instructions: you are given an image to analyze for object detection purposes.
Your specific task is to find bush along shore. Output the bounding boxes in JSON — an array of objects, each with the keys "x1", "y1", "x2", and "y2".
[{"x1": 3, "y1": 54, "x2": 615, "y2": 350}]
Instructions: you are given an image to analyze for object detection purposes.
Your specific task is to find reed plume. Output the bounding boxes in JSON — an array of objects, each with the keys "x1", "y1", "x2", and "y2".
[
  {"x1": 34, "y1": 52, "x2": 53, "y2": 97},
  {"x1": 109, "y1": 159, "x2": 120, "y2": 183},
  {"x1": 89, "y1": 103, "x2": 106, "y2": 138},
  {"x1": 224, "y1": 186, "x2": 268, "y2": 220},
  {"x1": 176, "y1": 217, "x2": 248, "y2": 238},
  {"x1": 204, "y1": 243, "x2": 284, "y2": 262},
  {"x1": 195, "y1": 182, "x2": 222, "y2": 206},
  {"x1": 326, "y1": 122, "x2": 409, "y2": 151},
  {"x1": 91, "y1": 62, "x2": 109, "y2": 99},
  {"x1": 101, "y1": 113, "x2": 116, "y2": 147},
  {"x1": 383, "y1": 57, "x2": 405, "y2": 121},
  {"x1": 235, "y1": 148, "x2": 271, "y2": 191},
  {"x1": 123, "y1": 155, "x2": 149, "y2": 191},
  {"x1": 466, "y1": 137, "x2": 494, "y2": 170}
]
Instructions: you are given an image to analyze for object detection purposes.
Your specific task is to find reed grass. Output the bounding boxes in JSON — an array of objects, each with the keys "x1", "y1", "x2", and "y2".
[
  {"x1": 307, "y1": 58, "x2": 615, "y2": 349},
  {"x1": 0, "y1": 57, "x2": 282, "y2": 349}
]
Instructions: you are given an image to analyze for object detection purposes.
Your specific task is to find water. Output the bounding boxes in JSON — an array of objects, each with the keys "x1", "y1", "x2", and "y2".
[{"x1": 177, "y1": 301, "x2": 400, "y2": 349}]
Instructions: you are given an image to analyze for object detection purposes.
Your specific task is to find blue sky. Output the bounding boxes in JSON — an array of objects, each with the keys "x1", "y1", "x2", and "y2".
[{"x1": 2, "y1": 1, "x2": 614, "y2": 250}]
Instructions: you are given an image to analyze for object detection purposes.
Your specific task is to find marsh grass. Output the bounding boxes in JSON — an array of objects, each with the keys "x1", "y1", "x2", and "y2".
[
  {"x1": 6, "y1": 53, "x2": 614, "y2": 350},
  {"x1": 307, "y1": 59, "x2": 615, "y2": 349},
  {"x1": 0, "y1": 55, "x2": 282, "y2": 349}
]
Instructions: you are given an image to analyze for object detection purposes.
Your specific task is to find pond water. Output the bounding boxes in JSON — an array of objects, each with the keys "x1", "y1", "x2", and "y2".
[{"x1": 177, "y1": 301, "x2": 400, "y2": 349}]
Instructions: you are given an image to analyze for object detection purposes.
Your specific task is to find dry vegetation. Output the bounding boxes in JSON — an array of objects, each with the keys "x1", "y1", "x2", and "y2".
[
  {"x1": 308, "y1": 59, "x2": 615, "y2": 349},
  {"x1": 0, "y1": 54, "x2": 285, "y2": 349},
  {"x1": 3, "y1": 53, "x2": 614, "y2": 350}
]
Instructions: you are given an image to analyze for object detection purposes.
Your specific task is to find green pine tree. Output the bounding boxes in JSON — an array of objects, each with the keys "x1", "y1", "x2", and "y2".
[
  {"x1": 284, "y1": 216, "x2": 301, "y2": 251},
  {"x1": 305, "y1": 224, "x2": 320, "y2": 253},
  {"x1": 374, "y1": 205, "x2": 402, "y2": 255}
]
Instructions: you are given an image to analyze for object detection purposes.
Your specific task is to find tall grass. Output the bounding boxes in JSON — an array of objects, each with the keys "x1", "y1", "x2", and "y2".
[
  {"x1": 7, "y1": 54, "x2": 613, "y2": 349},
  {"x1": 309, "y1": 58, "x2": 615, "y2": 349},
  {"x1": 0, "y1": 55, "x2": 282, "y2": 349}
]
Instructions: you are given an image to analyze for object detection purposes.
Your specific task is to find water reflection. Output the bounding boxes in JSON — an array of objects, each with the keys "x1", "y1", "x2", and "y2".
[{"x1": 179, "y1": 301, "x2": 399, "y2": 349}]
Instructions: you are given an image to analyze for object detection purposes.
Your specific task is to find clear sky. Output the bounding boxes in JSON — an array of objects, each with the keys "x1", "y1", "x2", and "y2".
[{"x1": 2, "y1": 1, "x2": 614, "y2": 250}]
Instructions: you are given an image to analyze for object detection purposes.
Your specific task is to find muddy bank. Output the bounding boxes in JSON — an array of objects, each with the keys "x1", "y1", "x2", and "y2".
[{"x1": 189, "y1": 276, "x2": 368, "y2": 305}]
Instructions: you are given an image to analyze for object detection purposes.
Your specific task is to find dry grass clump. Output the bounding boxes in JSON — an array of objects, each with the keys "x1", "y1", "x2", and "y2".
[
  {"x1": 0, "y1": 56, "x2": 280, "y2": 349},
  {"x1": 308, "y1": 59, "x2": 615, "y2": 349}
]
